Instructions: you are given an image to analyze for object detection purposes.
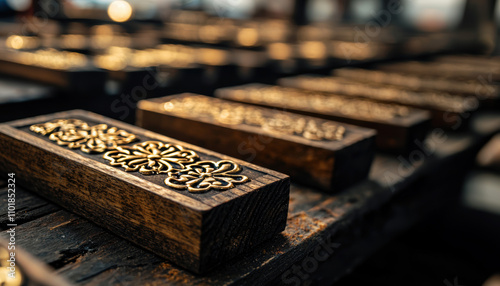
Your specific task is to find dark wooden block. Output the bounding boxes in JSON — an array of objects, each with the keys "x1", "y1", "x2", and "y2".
[
  {"x1": 0, "y1": 51, "x2": 106, "y2": 95},
  {"x1": 216, "y1": 84, "x2": 431, "y2": 153},
  {"x1": 332, "y1": 67, "x2": 500, "y2": 100},
  {"x1": 0, "y1": 110, "x2": 289, "y2": 274},
  {"x1": 376, "y1": 61, "x2": 500, "y2": 82},
  {"x1": 279, "y1": 74, "x2": 477, "y2": 128},
  {"x1": 137, "y1": 94, "x2": 376, "y2": 192}
]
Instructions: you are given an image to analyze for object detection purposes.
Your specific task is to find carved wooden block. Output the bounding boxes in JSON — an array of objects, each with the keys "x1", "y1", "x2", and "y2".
[
  {"x1": 216, "y1": 84, "x2": 431, "y2": 153},
  {"x1": 332, "y1": 67, "x2": 499, "y2": 100},
  {"x1": 0, "y1": 110, "x2": 289, "y2": 274},
  {"x1": 376, "y1": 61, "x2": 500, "y2": 82},
  {"x1": 137, "y1": 94, "x2": 376, "y2": 192},
  {"x1": 279, "y1": 74, "x2": 477, "y2": 128},
  {"x1": 0, "y1": 50, "x2": 105, "y2": 95}
]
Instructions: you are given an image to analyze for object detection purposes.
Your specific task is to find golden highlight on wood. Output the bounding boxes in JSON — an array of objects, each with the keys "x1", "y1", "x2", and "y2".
[
  {"x1": 30, "y1": 119, "x2": 137, "y2": 153},
  {"x1": 163, "y1": 96, "x2": 346, "y2": 141},
  {"x1": 228, "y1": 86, "x2": 411, "y2": 121},
  {"x1": 165, "y1": 160, "x2": 250, "y2": 193},
  {"x1": 30, "y1": 119, "x2": 249, "y2": 193},
  {"x1": 103, "y1": 141, "x2": 199, "y2": 175}
]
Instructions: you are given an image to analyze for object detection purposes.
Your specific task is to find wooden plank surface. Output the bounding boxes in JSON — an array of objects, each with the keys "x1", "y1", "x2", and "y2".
[{"x1": 1, "y1": 111, "x2": 498, "y2": 285}]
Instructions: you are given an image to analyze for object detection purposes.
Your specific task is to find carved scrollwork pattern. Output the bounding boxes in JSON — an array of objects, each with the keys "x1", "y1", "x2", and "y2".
[
  {"x1": 165, "y1": 160, "x2": 250, "y2": 193},
  {"x1": 103, "y1": 141, "x2": 199, "y2": 175},
  {"x1": 30, "y1": 119, "x2": 249, "y2": 193},
  {"x1": 30, "y1": 119, "x2": 137, "y2": 153}
]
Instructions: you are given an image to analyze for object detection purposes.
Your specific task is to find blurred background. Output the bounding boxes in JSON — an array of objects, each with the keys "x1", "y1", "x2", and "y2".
[{"x1": 0, "y1": 0, "x2": 499, "y2": 285}]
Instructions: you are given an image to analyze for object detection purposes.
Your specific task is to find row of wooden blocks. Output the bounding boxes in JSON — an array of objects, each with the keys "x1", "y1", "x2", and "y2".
[{"x1": 1, "y1": 57, "x2": 498, "y2": 274}]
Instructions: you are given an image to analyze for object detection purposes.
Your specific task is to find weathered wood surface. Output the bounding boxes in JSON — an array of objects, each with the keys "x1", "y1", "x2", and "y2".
[
  {"x1": 1, "y1": 111, "x2": 497, "y2": 285},
  {"x1": 137, "y1": 94, "x2": 376, "y2": 192},
  {"x1": 0, "y1": 110, "x2": 289, "y2": 274},
  {"x1": 216, "y1": 84, "x2": 431, "y2": 153},
  {"x1": 0, "y1": 238, "x2": 72, "y2": 286}
]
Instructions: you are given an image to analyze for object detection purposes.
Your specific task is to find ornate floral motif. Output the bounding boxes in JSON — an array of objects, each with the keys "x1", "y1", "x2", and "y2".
[
  {"x1": 165, "y1": 160, "x2": 249, "y2": 193},
  {"x1": 29, "y1": 119, "x2": 89, "y2": 135},
  {"x1": 30, "y1": 119, "x2": 138, "y2": 153},
  {"x1": 30, "y1": 119, "x2": 249, "y2": 193},
  {"x1": 162, "y1": 96, "x2": 346, "y2": 141},
  {"x1": 103, "y1": 141, "x2": 199, "y2": 175}
]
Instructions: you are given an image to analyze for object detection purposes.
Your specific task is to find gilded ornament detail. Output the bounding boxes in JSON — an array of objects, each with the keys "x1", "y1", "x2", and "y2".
[
  {"x1": 29, "y1": 119, "x2": 249, "y2": 193},
  {"x1": 30, "y1": 119, "x2": 137, "y2": 153},
  {"x1": 163, "y1": 96, "x2": 346, "y2": 141},
  {"x1": 103, "y1": 141, "x2": 198, "y2": 175},
  {"x1": 165, "y1": 160, "x2": 250, "y2": 193}
]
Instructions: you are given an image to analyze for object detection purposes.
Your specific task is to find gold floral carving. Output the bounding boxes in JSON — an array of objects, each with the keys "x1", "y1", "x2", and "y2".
[
  {"x1": 30, "y1": 119, "x2": 249, "y2": 193},
  {"x1": 165, "y1": 160, "x2": 250, "y2": 193},
  {"x1": 103, "y1": 141, "x2": 198, "y2": 175},
  {"x1": 30, "y1": 119, "x2": 137, "y2": 153},
  {"x1": 163, "y1": 96, "x2": 346, "y2": 141}
]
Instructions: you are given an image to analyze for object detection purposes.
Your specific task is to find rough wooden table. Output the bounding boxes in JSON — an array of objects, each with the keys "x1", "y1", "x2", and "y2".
[{"x1": 1, "y1": 112, "x2": 499, "y2": 286}]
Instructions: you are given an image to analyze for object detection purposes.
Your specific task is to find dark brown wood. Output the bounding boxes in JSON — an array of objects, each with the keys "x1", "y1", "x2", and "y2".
[
  {"x1": 0, "y1": 110, "x2": 290, "y2": 274},
  {"x1": 137, "y1": 94, "x2": 376, "y2": 192},
  {"x1": 0, "y1": 238, "x2": 72, "y2": 286},
  {"x1": 0, "y1": 186, "x2": 60, "y2": 230},
  {"x1": 216, "y1": 84, "x2": 431, "y2": 153},
  {"x1": 376, "y1": 61, "x2": 500, "y2": 82},
  {"x1": 0, "y1": 52, "x2": 106, "y2": 95},
  {"x1": 332, "y1": 67, "x2": 500, "y2": 100},
  {"x1": 433, "y1": 55, "x2": 500, "y2": 69},
  {"x1": 279, "y1": 74, "x2": 477, "y2": 128}
]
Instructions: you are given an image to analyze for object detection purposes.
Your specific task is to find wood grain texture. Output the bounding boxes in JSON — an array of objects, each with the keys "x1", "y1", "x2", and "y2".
[
  {"x1": 0, "y1": 185, "x2": 60, "y2": 231},
  {"x1": 0, "y1": 110, "x2": 290, "y2": 274},
  {"x1": 215, "y1": 84, "x2": 431, "y2": 153},
  {"x1": 137, "y1": 94, "x2": 376, "y2": 192},
  {"x1": 0, "y1": 238, "x2": 72, "y2": 286}
]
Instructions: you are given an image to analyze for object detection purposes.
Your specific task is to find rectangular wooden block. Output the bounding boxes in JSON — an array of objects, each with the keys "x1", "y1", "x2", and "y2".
[
  {"x1": 137, "y1": 94, "x2": 376, "y2": 192},
  {"x1": 0, "y1": 110, "x2": 289, "y2": 274},
  {"x1": 0, "y1": 51, "x2": 106, "y2": 95},
  {"x1": 376, "y1": 61, "x2": 500, "y2": 82},
  {"x1": 216, "y1": 84, "x2": 431, "y2": 153},
  {"x1": 279, "y1": 74, "x2": 477, "y2": 128},
  {"x1": 332, "y1": 67, "x2": 500, "y2": 100}
]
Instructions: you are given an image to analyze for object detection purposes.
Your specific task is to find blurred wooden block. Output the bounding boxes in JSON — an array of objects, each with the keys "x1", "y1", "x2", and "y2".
[
  {"x1": 0, "y1": 110, "x2": 289, "y2": 274},
  {"x1": 137, "y1": 94, "x2": 376, "y2": 192},
  {"x1": 376, "y1": 61, "x2": 500, "y2": 82},
  {"x1": 0, "y1": 51, "x2": 106, "y2": 95},
  {"x1": 216, "y1": 84, "x2": 430, "y2": 153},
  {"x1": 332, "y1": 67, "x2": 499, "y2": 101},
  {"x1": 279, "y1": 74, "x2": 477, "y2": 128}
]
